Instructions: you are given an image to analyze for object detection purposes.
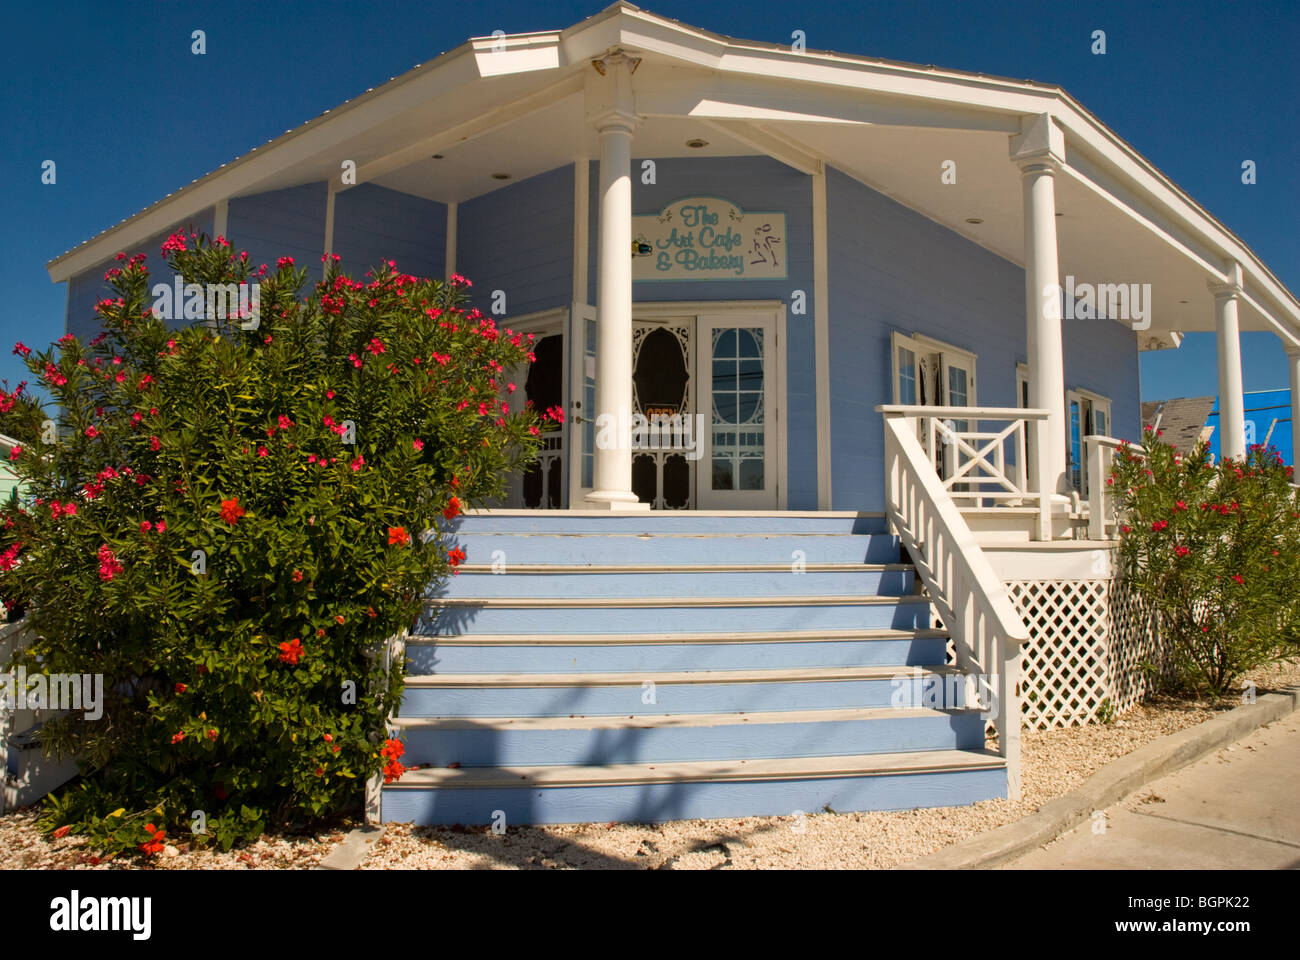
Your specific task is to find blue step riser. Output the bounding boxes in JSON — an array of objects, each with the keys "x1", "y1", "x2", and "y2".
[
  {"x1": 433, "y1": 569, "x2": 914, "y2": 600},
  {"x1": 450, "y1": 515, "x2": 888, "y2": 535},
  {"x1": 399, "y1": 676, "x2": 968, "y2": 717},
  {"x1": 399, "y1": 714, "x2": 986, "y2": 766},
  {"x1": 406, "y1": 637, "x2": 948, "y2": 674},
  {"x1": 444, "y1": 534, "x2": 902, "y2": 565},
  {"x1": 382, "y1": 768, "x2": 1006, "y2": 825},
  {"x1": 422, "y1": 601, "x2": 931, "y2": 635}
]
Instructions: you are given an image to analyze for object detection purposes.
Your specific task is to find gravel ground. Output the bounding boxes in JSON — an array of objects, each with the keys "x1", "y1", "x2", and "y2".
[
  {"x1": 0, "y1": 809, "x2": 348, "y2": 870},
  {"x1": 3, "y1": 658, "x2": 1293, "y2": 870}
]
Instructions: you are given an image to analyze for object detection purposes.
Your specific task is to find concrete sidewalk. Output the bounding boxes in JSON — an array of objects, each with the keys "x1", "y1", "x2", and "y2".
[{"x1": 1006, "y1": 712, "x2": 1300, "y2": 869}]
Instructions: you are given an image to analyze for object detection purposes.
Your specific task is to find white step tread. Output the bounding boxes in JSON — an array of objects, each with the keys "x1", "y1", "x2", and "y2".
[
  {"x1": 390, "y1": 705, "x2": 983, "y2": 732},
  {"x1": 386, "y1": 748, "x2": 1005, "y2": 789},
  {"x1": 405, "y1": 627, "x2": 949, "y2": 646},
  {"x1": 431, "y1": 594, "x2": 930, "y2": 608},
  {"x1": 456, "y1": 562, "x2": 913, "y2": 573},
  {"x1": 404, "y1": 664, "x2": 962, "y2": 687}
]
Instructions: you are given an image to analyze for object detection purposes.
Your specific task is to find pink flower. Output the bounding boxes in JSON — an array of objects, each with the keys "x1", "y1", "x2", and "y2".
[
  {"x1": 412, "y1": 438, "x2": 423, "y2": 451},
  {"x1": 140, "y1": 521, "x2": 152, "y2": 533},
  {"x1": 257, "y1": 446, "x2": 269, "y2": 458},
  {"x1": 277, "y1": 256, "x2": 295, "y2": 269},
  {"x1": 85, "y1": 426, "x2": 99, "y2": 439},
  {"x1": 12, "y1": 342, "x2": 30, "y2": 357},
  {"x1": 7, "y1": 446, "x2": 20, "y2": 461},
  {"x1": 97, "y1": 543, "x2": 123, "y2": 581},
  {"x1": 350, "y1": 455, "x2": 365, "y2": 472}
]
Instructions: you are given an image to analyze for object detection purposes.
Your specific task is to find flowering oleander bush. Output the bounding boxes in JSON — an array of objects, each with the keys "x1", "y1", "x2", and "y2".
[
  {"x1": 0, "y1": 233, "x2": 547, "y2": 854},
  {"x1": 1111, "y1": 428, "x2": 1300, "y2": 697}
]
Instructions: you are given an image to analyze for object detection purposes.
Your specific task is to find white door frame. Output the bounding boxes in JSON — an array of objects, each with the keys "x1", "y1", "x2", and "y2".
[{"x1": 567, "y1": 299, "x2": 788, "y2": 510}]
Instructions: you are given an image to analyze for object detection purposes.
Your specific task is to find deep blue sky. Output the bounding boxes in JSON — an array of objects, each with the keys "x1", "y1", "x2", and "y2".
[{"x1": 1, "y1": 0, "x2": 1296, "y2": 403}]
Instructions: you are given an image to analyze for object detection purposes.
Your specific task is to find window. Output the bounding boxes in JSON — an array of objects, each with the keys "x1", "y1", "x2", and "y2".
[
  {"x1": 1066, "y1": 389, "x2": 1112, "y2": 497},
  {"x1": 891, "y1": 332, "x2": 977, "y2": 482}
]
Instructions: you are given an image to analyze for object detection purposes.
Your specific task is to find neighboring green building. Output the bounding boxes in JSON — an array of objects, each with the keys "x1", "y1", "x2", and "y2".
[{"x1": 0, "y1": 434, "x2": 22, "y2": 506}]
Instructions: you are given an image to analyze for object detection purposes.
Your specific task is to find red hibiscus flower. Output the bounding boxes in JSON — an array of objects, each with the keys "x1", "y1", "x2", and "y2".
[
  {"x1": 220, "y1": 497, "x2": 245, "y2": 524},
  {"x1": 443, "y1": 496, "x2": 461, "y2": 521},
  {"x1": 447, "y1": 547, "x2": 466, "y2": 567},
  {"x1": 278, "y1": 638, "x2": 303, "y2": 665},
  {"x1": 388, "y1": 526, "x2": 410, "y2": 547}
]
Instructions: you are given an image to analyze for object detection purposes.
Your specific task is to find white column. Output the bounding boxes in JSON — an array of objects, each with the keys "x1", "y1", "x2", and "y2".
[
  {"x1": 1287, "y1": 346, "x2": 1300, "y2": 462},
  {"x1": 1210, "y1": 263, "x2": 1246, "y2": 460},
  {"x1": 1011, "y1": 114, "x2": 1068, "y2": 497},
  {"x1": 584, "y1": 53, "x2": 645, "y2": 510}
]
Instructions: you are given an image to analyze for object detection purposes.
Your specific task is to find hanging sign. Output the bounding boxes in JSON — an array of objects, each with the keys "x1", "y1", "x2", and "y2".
[{"x1": 632, "y1": 197, "x2": 787, "y2": 281}]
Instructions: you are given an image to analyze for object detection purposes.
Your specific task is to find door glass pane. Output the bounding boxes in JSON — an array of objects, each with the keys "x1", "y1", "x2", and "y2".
[
  {"x1": 948, "y1": 365, "x2": 968, "y2": 407},
  {"x1": 1069, "y1": 400, "x2": 1082, "y2": 492},
  {"x1": 711, "y1": 327, "x2": 765, "y2": 491},
  {"x1": 898, "y1": 347, "x2": 917, "y2": 404}
]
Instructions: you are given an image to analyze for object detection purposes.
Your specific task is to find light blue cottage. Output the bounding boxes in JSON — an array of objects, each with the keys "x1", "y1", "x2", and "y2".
[{"x1": 43, "y1": 3, "x2": 1300, "y2": 825}]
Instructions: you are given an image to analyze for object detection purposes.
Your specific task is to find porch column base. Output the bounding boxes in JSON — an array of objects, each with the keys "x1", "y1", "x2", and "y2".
[{"x1": 582, "y1": 492, "x2": 651, "y2": 511}]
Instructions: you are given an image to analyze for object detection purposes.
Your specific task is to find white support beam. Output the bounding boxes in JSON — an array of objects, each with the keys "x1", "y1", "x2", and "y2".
[
  {"x1": 444, "y1": 201, "x2": 457, "y2": 281},
  {"x1": 212, "y1": 198, "x2": 229, "y2": 243},
  {"x1": 584, "y1": 51, "x2": 647, "y2": 511},
  {"x1": 1011, "y1": 114, "x2": 1068, "y2": 500},
  {"x1": 323, "y1": 185, "x2": 336, "y2": 259},
  {"x1": 1288, "y1": 346, "x2": 1300, "y2": 463},
  {"x1": 1211, "y1": 262, "x2": 1247, "y2": 461},
  {"x1": 812, "y1": 161, "x2": 832, "y2": 509},
  {"x1": 572, "y1": 158, "x2": 589, "y2": 305},
  {"x1": 698, "y1": 119, "x2": 819, "y2": 175}
]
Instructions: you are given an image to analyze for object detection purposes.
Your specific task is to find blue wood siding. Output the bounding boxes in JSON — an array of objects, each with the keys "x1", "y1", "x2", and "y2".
[
  {"x1": 65, "y1": 208, "x2": 216, "y2": 341},
  {"x1": 1063, "y1": 312, "x2": 1141, "y2": 441},
  {"x1": 825, "y1": 165, "x2": 1140, "y2": 511},
  {"x1": 333, "y1": 184, "x2": 445, "y2": 281},
  {"x1": 457, "y1": 165, "x2": 574, "y2": 317},
  {"x1": 227, "y1": 183, "x2": 328, "y2": 286}
]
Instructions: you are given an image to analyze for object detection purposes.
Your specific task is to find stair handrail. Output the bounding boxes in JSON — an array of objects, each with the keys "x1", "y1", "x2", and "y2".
[{"x1": 879, "y1": 408, "x2": 1027, "y2": 799}]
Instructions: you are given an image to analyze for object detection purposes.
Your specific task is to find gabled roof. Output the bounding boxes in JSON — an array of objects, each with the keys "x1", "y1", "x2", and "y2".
[{"x1": 45, "y1": 2, "x2": 1300, "y2": 348}]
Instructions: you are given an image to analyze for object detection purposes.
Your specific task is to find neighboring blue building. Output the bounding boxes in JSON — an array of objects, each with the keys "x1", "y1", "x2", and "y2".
[{"x1": 1207, "y1": 389, "x2": 1293, "y2": 465}]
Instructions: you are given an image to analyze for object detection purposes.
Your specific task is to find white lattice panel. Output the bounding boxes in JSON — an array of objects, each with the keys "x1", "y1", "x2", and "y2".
[{"x1": 995, "y1": 578, "x2": 1166, "y2": 729}]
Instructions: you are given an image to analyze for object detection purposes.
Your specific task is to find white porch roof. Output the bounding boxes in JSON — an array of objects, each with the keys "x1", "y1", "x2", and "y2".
[{"x1": 45, "y1": 1, "x2": 1300, "y2": 350}]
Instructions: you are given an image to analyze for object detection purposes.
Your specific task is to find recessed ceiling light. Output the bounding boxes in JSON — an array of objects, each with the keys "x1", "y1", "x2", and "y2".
[
  {"x1": 1179, "y1": 299, "x2": 1189, "y2": 304},
  {"x1": 965, "y1": 217, "x2": 983, "y2": 225},
  {"x1": 491, "y1": 172, "x2": 511, "y2": 180},
  {"x1": 686, "y1": 138, "x2": 709, "y2": 149},
  {"x1": 431, "y1": 153, "x2": 444, "y2": 160},
  {"x1": 1056, "y1": 212, "x2": 1064, "y2": 217}
]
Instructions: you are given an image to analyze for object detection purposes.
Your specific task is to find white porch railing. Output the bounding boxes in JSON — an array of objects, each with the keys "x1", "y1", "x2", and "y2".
[
  {"x1": 879, "y1": 405, "x2": 1053, "y2": 540},
  {"x1": 1083, "y1": 434, "x2": 1125, "y2": 540},
  {"x1": 879, "y1": 409, "x2": 1027, "y2": 799}
]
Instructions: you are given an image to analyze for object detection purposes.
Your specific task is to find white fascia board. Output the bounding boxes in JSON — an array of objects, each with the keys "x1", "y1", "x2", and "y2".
[{"x1": 470, "y1": 31, "x2": 563, "y2": 77}]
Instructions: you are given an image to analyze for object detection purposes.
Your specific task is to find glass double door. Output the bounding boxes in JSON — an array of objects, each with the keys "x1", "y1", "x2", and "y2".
[{"x1": 571, "y1": 308, "x2": 778, "y2": 510}]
